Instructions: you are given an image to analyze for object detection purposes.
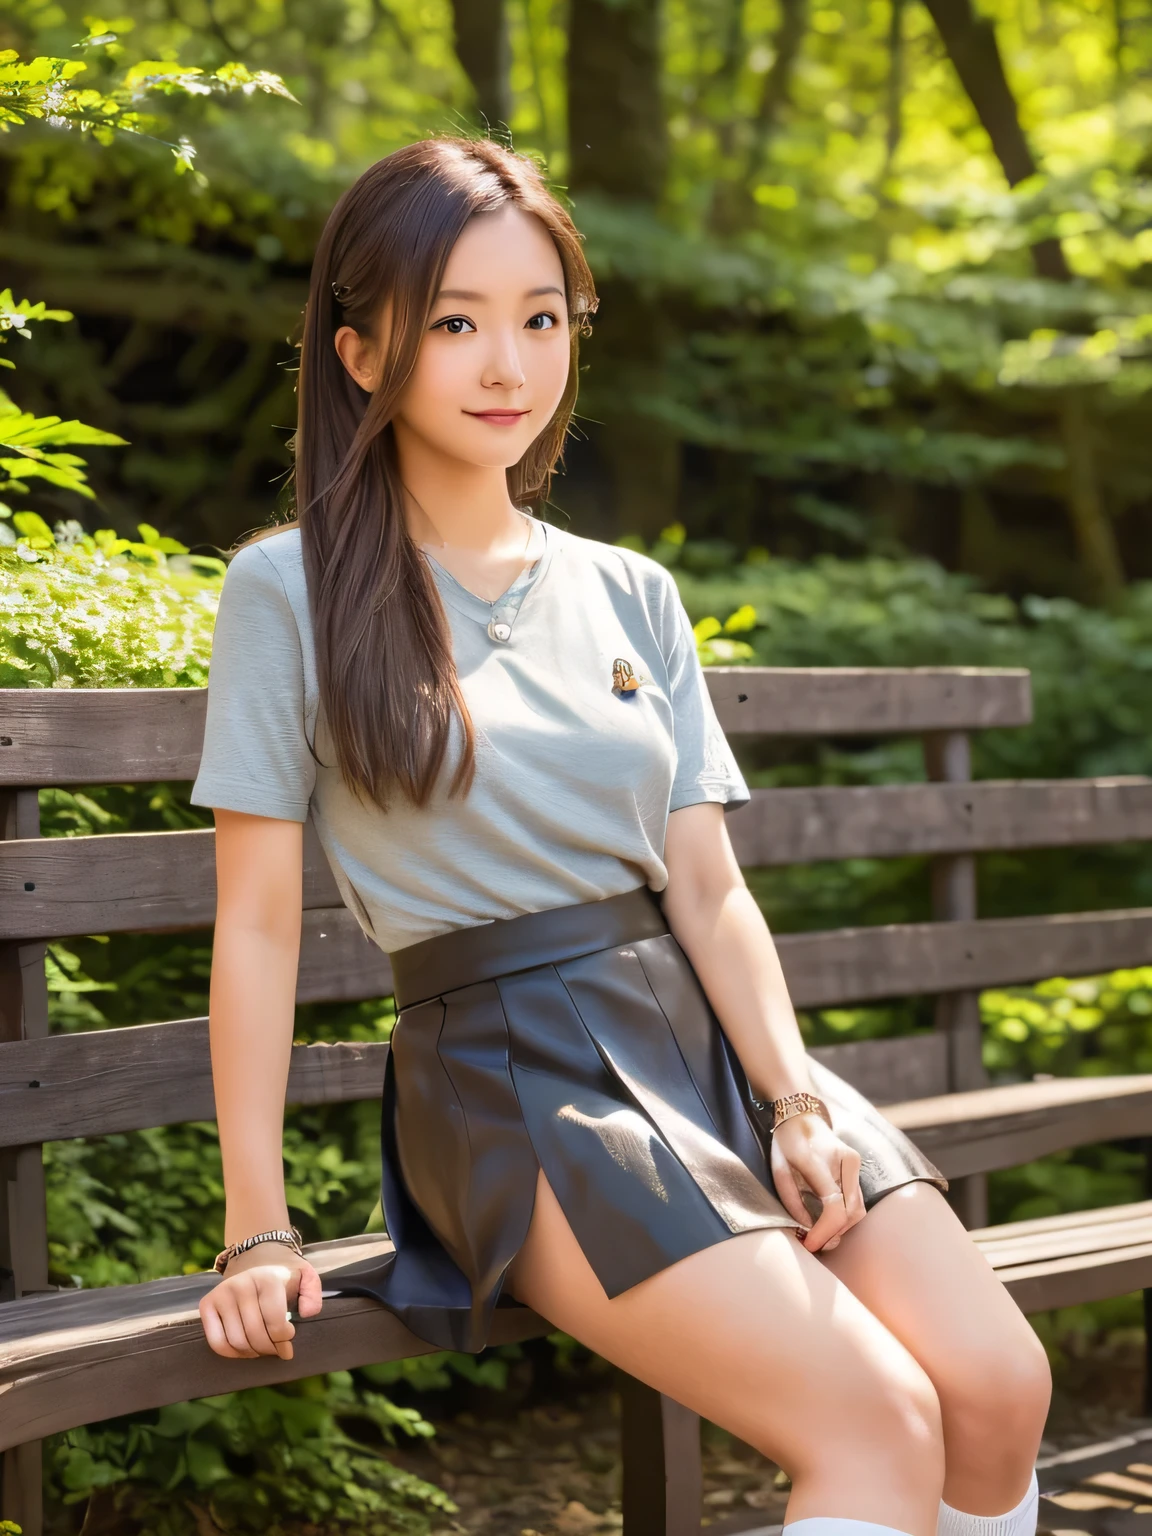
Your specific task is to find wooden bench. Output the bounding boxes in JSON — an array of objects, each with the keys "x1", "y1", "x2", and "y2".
[{"x1": 4, "y1": 667, "x2": 1152, "y2": 1536}]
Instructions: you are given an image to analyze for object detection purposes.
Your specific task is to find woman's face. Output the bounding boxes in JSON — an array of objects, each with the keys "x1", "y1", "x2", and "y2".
[{"x1": 338, "y1": 204, "x2": 571, "y2": 471}]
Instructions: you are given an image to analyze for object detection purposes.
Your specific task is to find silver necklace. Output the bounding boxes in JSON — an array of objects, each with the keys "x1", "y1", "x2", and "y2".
[{"x1": 487, "y1": 515, "x2": 538, "y2": 644}]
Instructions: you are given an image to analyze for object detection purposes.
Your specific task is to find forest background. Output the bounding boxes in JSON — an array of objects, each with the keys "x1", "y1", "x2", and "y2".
[{"x1": 6, "y1": 0, "x2": 1152, "y2": 1532}]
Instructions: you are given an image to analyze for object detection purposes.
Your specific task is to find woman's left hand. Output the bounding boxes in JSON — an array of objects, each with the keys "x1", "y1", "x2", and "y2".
[{"x1": 769, "y1": 1113, "x2": 865, "y2": 1255}]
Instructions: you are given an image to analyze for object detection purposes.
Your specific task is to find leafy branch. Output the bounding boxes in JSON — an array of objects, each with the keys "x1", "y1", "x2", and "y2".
[{"x1": 0, "y1": 38, "x2": 294, "y2": 536}]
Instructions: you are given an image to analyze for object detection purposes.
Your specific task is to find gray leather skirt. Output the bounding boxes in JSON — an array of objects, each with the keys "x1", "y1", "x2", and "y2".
[{"x1": 326, "y1": 886, "x2": 947, "y2": 1353}]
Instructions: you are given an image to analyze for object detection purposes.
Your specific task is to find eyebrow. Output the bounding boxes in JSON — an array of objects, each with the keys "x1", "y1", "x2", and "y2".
[{"x1": 434, "y1": 285, "x2": 565, "y2": 302}]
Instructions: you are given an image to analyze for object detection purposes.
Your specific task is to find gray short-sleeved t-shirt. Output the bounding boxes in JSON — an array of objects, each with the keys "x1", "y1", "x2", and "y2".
[{"x1": 190, "y1": 521, "x2": 749, "y2": 952}]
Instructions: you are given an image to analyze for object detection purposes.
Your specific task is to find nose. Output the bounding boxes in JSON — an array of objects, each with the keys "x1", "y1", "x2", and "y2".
[{"x1": 480, "y1": 324, "x2": 527, "y2": 392}]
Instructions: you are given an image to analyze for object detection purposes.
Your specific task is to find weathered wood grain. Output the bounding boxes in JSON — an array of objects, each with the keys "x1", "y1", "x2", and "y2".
[
  {"x1": 0, "y1": 1016, "x2": 940, "y2": 1147},
  {"x1": 777, "y1": 909, "x2": 1152, "y2": 1008},
  {"x1": 729, "y1": 777, "x2": 1152, "y2": 867},
  {"x1": 884, "y1": 1075, "x2": 1152, "y2": 1179},
  {"x1": 0, "y1": 689, "x2": 208, "y2": 787},
  {"x1": 0, "y1": 1019, "x2": 389, "y2": 1147},
  {"x1": 975, "y1": 1201, "x2": 1152, "y2": 1314},
  {"x1": 0, "y1": 822, "x2": 341, "y2": 940},
  {"x1": 808, "y1": 1033, "x2": 949, "y2": 1104},
  {"x1": 296, "y1": 909, "x2": 392, "y2": 1004},
  {"x1": 8, "y1": 778, "x2": 1152, "y2": 942},
  {"x1": 0, "y1": 1235, "x2": 550, "y2": 1452},
  {"x1": 4, "y1": 1197, "x2": 1151, "y2": 1455},
  {"x1": 0, "y1": 670, "x2": 1033, "y2": 790},
  {"x1": 706, "y1": 667, "x2": 1032, "y2": 736}
]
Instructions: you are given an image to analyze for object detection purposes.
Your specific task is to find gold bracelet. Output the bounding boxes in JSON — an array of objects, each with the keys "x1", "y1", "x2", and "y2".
[{"x1": 758, "y1": 1090, "x2": 833, "y2": 1133}]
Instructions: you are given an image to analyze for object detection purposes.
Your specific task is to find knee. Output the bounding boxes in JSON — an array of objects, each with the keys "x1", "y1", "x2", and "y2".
[
  {"x1": 942, "y1": 1323, "x2": 1051, "y2": 1459},
  {"x1": 788, "y1": 1352, "x2": 945, "y2": 1496},
  {"x1": 866, "y1": 1358, "x2": 946, "y2": 1482}
]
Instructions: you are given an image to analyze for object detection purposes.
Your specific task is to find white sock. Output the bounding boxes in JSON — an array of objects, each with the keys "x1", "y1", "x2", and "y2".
[
  {"x1": 784, "y1": 1522, "x2": 916, "y2": 1536},
  {"x1": 938, "y1": 1469, "x2": 1039, "y2": 1536}
]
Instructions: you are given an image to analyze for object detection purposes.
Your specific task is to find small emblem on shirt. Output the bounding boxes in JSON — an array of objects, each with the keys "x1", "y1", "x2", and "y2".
[{"x1": 612, "y1": 658, "x2": 643, "y2": 693}]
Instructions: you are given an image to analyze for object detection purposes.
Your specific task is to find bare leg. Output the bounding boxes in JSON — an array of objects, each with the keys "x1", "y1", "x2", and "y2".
[
  {"x1": 820, "y1": 1183, "x2": 1051, "y2": 1515},
  {"x1": 507, "y1": 1168, "x2": 945, "y2": 1536}
]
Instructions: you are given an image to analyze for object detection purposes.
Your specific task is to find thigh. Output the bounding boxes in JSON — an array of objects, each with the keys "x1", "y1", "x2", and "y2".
[
  {"x1": 819, "y1": 1181, "x2": 1050, "y2": 1403},
  {"x1": 505, "y1": 1167, "x2": 943, "y2": 1524}
]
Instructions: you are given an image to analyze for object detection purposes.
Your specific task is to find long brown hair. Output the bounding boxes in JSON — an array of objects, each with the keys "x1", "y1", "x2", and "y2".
[{"x1": 289, "y1": 137, "x2": 597, "y2": 811}]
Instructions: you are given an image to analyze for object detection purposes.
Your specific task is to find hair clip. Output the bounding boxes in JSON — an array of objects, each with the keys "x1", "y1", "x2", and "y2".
[{"x1": 331, "y1": 280, "x2": 352, "y2": 303}]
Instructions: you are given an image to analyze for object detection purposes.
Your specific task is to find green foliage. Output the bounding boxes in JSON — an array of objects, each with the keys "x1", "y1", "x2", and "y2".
[
  {"x1": 0, "y1": 517, "x2": 222, "y2": 687},
  {"x1": 13, "y1": 520, "x2": 1152, "y2": 1522},
  {"x1": 650, "y1": 526, "x2": 1152, "y2": 783},
  {"x1": 50, "y1": 1381, "x2": 454, "y2": 1536},
  {"x1": 8, "y1": 1, "x2": 1152, "y2": 577},
  {"x1": 0, "y1": 33, "x2": 294, "y2": 162}
]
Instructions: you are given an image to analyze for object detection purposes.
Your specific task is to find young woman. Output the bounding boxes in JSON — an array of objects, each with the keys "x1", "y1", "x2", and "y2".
[{"x1": 193, "y1": 137, "x2": 1051, "y2": 1536}]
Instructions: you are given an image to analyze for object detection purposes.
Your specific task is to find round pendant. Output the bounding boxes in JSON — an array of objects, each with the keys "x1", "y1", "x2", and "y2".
[{"x1": 488, "y1": 618, "x2": 512, "y2": 643}]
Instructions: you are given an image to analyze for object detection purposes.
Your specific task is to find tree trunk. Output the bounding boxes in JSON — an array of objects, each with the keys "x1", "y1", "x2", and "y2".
[
  {"x1": 921, "y1": 0, "x2": 1069, "y2": 280},
  {"x1": 752, "y1": 0, "x2": 807, "y2": 159},
  {"x1": 921, "y1": 0, "x2": 1125, "y2": 596},
  {"x1": 568, "y1": 0, "x2": 668, "y2": 201},
  {"x1": 707, "y1": 0, "x2": 753, "y2": 234},
  {"x1": 567, "y1": 0, "x2": 679, "y2": 542},
  {"x1": 883, "y1": 0, "x2": 906, "y2": 177},
  {"x1": 1059, "y1": 391, "x2": 1126, "y2": 604},
  {"x1": 450, "y1": 0, "x2": 511, "y2": 134}
]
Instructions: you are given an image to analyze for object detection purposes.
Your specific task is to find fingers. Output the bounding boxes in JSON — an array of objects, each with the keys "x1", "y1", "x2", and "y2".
[
  {"x1": 294, "y1": 1262, "x2": 325, "y2": 1319},
  {"x1": 780, "y1": 1140, "x2": 865, "y2": 1255},
  {"x1": 199, "y1": 1268, "x2": 306, "y2": 1360},
  {"x1": 254, "y1": 1272, "x2": 297, "y2": 1360},
  {"x1": 200, "y1": 1293, "x2": 251, "y2": 1359},
  {"x1": 801, "y1": 1192, "x2": 849, "y2": 1254},
  {"x1": 769, "y1": 1142, "x2": 814, "y2": 1233},
  {"x1": 203, "y1": 1286, "x2": 261, "y2": 1358},
  {"x1": 839, "y1": 1148, "x2": 866, "y2": 1232}
]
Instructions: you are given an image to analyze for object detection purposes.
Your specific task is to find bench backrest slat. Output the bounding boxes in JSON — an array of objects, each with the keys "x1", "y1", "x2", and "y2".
[
  {"x1": 0, "y1": 1014, "x2": 951, "y2": 1149},
  {"x1": 4, "y1": 777, "x2": 1149, "y2": 944},
  {"x1": 0, "y1": 669, "x2": 1034, "y2": 787},
  {"x1": 0, "y1": 1021, "x2": 387, "y2": 1146}
]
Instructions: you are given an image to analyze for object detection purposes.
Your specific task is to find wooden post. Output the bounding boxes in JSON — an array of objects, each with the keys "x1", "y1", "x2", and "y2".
[
  {"x1": 0, "y1": 786, "x2": 48, "y2": 1536},
  {"x1": 924, "y1": 732, "x2": 989, "y2": 1229},
  {"x1": 617, "y1": 1372, "x2": 702, "y2": 1536}
]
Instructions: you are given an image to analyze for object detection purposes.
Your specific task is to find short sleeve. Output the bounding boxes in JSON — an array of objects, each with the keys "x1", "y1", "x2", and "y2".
[
  {"x1": 659, "y1": 574, "x2": 750, "y2": 815},
  {"x1": 189, "y1": 543, "x2": 316, "y2": 822}
]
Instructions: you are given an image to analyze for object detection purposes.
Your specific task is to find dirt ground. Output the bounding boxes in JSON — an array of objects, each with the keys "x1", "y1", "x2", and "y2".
[{"x1": 378, "y1": 1329, "x2": 1152, "y2": 1536}]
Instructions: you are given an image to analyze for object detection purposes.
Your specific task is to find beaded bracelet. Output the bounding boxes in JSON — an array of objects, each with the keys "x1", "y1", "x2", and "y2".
[{"x1": 213, "y1": 1225, "x2": 304, "y2": 1275}]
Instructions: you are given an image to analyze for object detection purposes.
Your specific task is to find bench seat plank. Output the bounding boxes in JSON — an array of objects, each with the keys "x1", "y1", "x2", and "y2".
[
  {"x1": 0, "y1": 670, "x2": 1033, "y2": 788},
  {"x1": 973, "y1": 1200, "x2": 1152, "y2": 1314},
  {"x1": 883, "y1": 1075, "x2": 1152, "y2": 1179},
  {"x1": 0, "y1": 1235, "x2": 549, "y2": 1452},
  {"x1": 3, "y1": 1196, "x2": 1146, "y2": 1454}
]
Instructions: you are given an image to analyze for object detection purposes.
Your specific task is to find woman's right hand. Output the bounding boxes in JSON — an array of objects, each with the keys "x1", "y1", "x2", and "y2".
[{"x1": 199, "y1": 1243, "x2": 324, "y2": 1360}]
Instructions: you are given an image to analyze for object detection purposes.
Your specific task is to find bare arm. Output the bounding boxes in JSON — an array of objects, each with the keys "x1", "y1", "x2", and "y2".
[
  {"x1": 198, "y1": 808, "x2": 323, "y2": 1359},
  {"x1": 662, "y1": 800, "x2": 865, "y2": 1252}
]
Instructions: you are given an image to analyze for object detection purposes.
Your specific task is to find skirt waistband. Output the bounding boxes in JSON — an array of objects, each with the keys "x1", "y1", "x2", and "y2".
[{"x1": 389, "y1": 886, "x2": 669, "y2": 1010}]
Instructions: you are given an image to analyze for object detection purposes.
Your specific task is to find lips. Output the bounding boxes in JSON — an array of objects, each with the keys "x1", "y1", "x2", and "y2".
[{"x1": 466, "y1": 410, "x2": 530, "y2": 421}]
